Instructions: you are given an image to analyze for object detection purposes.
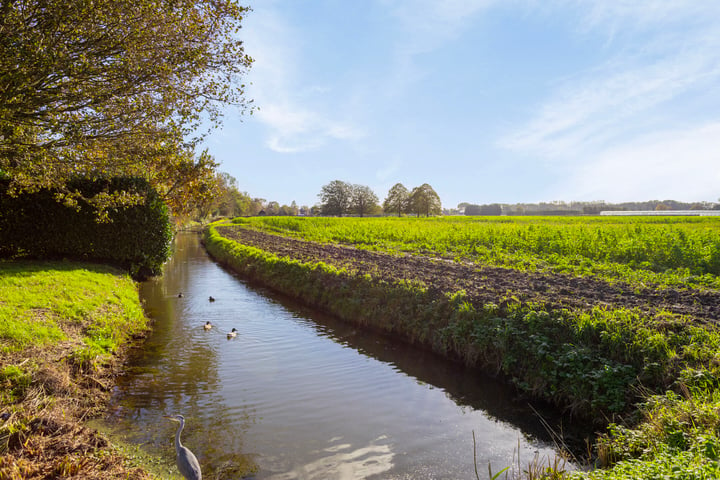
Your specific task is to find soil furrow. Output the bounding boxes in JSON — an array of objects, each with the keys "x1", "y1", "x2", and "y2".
[{"x1": 217, "y1": 226, "x2": 720, "y2": 322}]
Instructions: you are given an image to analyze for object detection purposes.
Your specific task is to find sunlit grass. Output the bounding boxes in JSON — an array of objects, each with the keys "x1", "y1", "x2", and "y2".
[
  {"x1": 0, "y1": 260, "x2": 146, "y2": 357},
  {"x1": 570, "y1": 387, "x2": 720, "y2": 479}
]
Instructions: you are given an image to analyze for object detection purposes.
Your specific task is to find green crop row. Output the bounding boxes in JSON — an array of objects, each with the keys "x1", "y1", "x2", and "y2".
[{"x1": 231, "y1": 216, "x2": 720, "y2": 289}]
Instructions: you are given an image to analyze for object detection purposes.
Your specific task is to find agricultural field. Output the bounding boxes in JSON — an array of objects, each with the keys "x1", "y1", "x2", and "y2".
[
  {"x1": 228, "y1": 215, "x2": 720, "y2": 289},
  {"x1": 215, "y1": 224, "x2": 720, "y2": 324},
  {"x1": 206, "y1": 215, "x2": 720, "y2": 479}
]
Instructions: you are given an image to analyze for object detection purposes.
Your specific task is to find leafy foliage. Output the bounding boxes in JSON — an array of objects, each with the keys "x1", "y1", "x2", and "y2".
[
  {"x1": 149, "y1": 148, "x2": 225, "y2": 219},
  {"x1": 350, "y1": 184, "x2": 380, "y2": 217},
  {"x1": 383, "y1": 183, "x2": 410, "y2": 216},
  {"x1": 320, "y1": 180, "x2": 380, "y2": 216},
  {"x1": 0, "y1": 0, "x2": 253, "y2": 211},
  {"x1": 0, "y1": 177, "x2": 172, "y2": 278},
  {"x1": 319, "y1": 180, "x2": 353, "y2": 216},
  {"x1": 409, "y1": 183, "x2": 442, "y2": 217}
]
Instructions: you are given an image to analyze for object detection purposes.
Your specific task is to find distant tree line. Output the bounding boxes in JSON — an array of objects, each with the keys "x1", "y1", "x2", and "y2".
[
  {"x1": 463, "y1": 203, "x2": 502, "y2": 216},
  {"x1": 200, "y1": 177, "x2": 443, "y2": 219},
  {"x1": 193, "y1": 172, "x2": 310, "y2": 221},
  {"x1": 205, "y1": 177, "x2": 716, "y2": 221},
  {"x1": 318, "y1": 180, "x2": 442, "y2": 217},
  {"x1": 458, "y1": 200, "x2": 720, "y2": 216}
]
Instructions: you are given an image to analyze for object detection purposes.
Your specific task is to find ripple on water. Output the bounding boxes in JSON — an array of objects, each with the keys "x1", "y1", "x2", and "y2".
[{"x1": 106, "y1": 233, "x2": 578, "y2": 479}]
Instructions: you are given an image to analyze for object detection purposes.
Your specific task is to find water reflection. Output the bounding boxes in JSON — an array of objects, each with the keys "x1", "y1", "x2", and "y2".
[
  {"x1": 103, "y1": 233, "x2": 576, "y2": 479},
  {"x1": 277, "y1": 304, "x2": 580, "y2": 446},
  {"x1": 265, "y1": 436, "x2": 394, "y2": 480}
]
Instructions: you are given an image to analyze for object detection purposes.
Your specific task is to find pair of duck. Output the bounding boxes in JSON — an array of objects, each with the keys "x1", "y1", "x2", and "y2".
[
  {"x1": 204, "y1": 321, "x2": 237, "y2": 338},
  {"x1": 177, "y1": 293, "x2": 215, "y2": 302}
]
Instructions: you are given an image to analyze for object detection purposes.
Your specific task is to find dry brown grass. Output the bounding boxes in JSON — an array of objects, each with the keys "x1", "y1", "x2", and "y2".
[{"x1": 0, "y1": 332, "x2": 152, "y2": 479}]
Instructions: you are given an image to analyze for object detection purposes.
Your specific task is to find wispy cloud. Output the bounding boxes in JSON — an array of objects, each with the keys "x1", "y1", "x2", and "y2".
[
  {"x1": 491, "y1": 2, "x2": 720, "y2": 202},
  {"x1": 562, "y1": 122, "x2": 720, "y2": 202},
  {"x1": 243, "y1": 5, "x2": 365, "y2": 154},
  {"x1": 382, "y1": 0, "x2": 497, "y2": 54},
  {"x1": 576, "y1": 1, "x2": 720, "y2": 33},
  {"x1": 501, "y1": 49, "x2": 720, "y2": 157},
  {"x1": 260, "y1": 104, "x2": 365, "y2": 154},
  {"x1": 499, "y1": 2, "x2": 720, "y2": 158}
]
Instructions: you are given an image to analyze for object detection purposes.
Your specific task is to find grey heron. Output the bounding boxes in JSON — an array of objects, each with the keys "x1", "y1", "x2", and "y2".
[
  {"x1": 227, "y1": 328, "x2": 238, "y2": 338},
  {"x1": 163, "y1": 414, "x2": 202, "y2": 480}
]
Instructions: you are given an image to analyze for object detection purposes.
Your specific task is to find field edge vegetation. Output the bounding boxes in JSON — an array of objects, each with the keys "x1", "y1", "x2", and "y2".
[{"x1": 204, "y1": 218, "x2": 720, "y2": 479}]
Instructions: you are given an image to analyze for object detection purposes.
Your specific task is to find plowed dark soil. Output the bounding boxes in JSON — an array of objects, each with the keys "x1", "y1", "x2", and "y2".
[{"x1": 216, "y1": 226, "x2": 720, "y2": 323}]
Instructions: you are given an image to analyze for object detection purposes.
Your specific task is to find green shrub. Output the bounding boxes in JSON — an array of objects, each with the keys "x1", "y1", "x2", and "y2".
[{"x1": 0, "y1": 177, "x2": 172, "y2": 278}]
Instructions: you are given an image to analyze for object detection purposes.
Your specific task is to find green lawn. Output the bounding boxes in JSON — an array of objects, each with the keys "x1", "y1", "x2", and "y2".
[{"x1": 0, "y1": 261, "x2": 146, "y2": 357}]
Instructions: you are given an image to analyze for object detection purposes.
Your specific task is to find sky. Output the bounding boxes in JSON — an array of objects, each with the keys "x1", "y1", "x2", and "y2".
[{"x1": 202, "y1": 0, "x2": 720, "y2": 210}]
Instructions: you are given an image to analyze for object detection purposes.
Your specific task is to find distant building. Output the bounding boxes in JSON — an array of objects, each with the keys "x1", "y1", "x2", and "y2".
[{"x1": 600, "y1": 210, "x2": 720, "y2": 216}]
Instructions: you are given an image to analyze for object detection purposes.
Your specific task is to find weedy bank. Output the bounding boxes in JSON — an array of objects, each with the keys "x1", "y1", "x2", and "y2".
[
  {"x1": 204, "y1": 216, "x2": 720, "y2": 479},
  {"x1": 0, "y1": 261, "x2": 152, "y2": 479}
]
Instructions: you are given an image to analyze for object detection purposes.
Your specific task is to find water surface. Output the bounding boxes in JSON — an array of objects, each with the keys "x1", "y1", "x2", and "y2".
[{"x1": 104, "y1": 233, "x2": 574, "y2": 478}]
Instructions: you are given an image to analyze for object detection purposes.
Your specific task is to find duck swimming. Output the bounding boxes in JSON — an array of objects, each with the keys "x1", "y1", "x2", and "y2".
[
  {"x1": 227, "y1": 328, "x2": 238, "y2": 338},
  {"x1": 208, "y1": 296, "x2": 215, "y2": 302},
  {"x1": 203, "y1": 321, "x2": 213, "y2": 330}
]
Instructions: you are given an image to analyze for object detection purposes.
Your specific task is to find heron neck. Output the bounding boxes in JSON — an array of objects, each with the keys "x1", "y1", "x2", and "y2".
[{"x1": 175, "y1": 419, "x2": 184, "y2": 451}]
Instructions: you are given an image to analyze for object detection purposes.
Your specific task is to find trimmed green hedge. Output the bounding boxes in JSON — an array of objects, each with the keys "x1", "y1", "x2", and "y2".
[{"x1": 0, "y1": 177, "x2": 172, "y2": 278}]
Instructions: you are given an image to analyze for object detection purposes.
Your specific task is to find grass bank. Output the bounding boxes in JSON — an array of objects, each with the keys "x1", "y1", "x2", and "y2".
[
  {"x1": 0, "y1": 260, "x2": 152, "y2": 479},
  {"x1": 204, "y1": 220, "x2": 720, "y2": 479}
]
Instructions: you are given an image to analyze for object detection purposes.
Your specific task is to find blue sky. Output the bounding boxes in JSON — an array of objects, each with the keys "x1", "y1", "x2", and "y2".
[{"x1": 202, "y1": 1, "x2": 720, "y2": 210}]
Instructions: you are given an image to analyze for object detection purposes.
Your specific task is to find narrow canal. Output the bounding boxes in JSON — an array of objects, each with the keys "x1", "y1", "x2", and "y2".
[{"x1": 103, "y1": 233, "x2": 575, "y2": 479}]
